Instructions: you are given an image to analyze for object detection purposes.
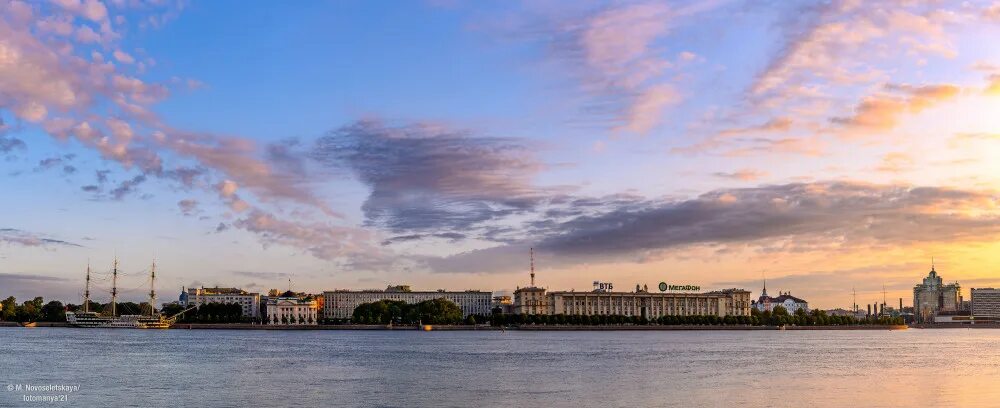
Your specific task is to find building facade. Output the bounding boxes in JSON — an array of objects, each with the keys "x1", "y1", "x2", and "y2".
[
  {"x1": 971, "y1": 288, "x2": 1000, "y2": 320},
  {"x1": 181, "y1": 287, "x2": 261, "y2": 318},
  {"x1": 753, "y1": 285, "x2": 809, "y2": 314},
  {"x1": 265, "y1": 292, "x2": 318, "y2": 325},
  {"x1": 513, "y1": 287, "x2": 548, "y2": 315},
  {"x1": 513, "y1": 285, "x2": 751, "y2": 318},
  {"x1": 322, "y1": 285, "x2": 493, "y2": 320},
  {"x1": 913, "y1": 266, "x2": 961, "y2": 323}
]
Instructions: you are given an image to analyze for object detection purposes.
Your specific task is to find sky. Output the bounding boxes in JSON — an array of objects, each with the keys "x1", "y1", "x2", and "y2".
[{"x1": 2, "y1": 0, "x2": 1000, "y2": 309}]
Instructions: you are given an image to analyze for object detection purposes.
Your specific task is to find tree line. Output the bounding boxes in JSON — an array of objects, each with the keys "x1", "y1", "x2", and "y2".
[
  {"x1": 344, "y1": 301, "x2": 906, "y2": 326},
  {"x1": 351, "y1": 298, "x2": 466, "y2": 325},
  {"x1": 0, "y1": 295, "x2": 168, "y2": 323},
  {"x1": 748, "y1": 306, "x2": 905, "y2": 326},
  {"x1": 1, "y1": 296, "x2": 66, "y2": 323},
  {"x1": 488, "y1": 305, "x2": 903, "y2": 326},
  {"x1": 161, "y1": 302, "x2": 251, "y2": 323}
]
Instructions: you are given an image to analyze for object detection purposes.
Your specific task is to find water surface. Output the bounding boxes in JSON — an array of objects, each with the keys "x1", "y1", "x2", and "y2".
[{"x1": 1, "y1": 328, "x2": 998, "y2": 407}]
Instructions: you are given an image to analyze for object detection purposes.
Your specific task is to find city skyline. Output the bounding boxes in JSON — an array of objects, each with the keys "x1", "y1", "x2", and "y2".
[{"x1": 3, "y1": 1, "x2": 1000, "y2": 309}]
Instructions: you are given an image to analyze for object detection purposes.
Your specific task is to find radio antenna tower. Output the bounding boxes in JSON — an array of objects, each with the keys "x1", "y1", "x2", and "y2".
[
  {"x1": 852, "y1": 287, "x2": 857, "y2": 313},
  {"x1": 882, "y1": 283, "x2": 888, "y2": 309},
  {"x1": 530, "y1": 247, "x2": 535, "y2": 287}
]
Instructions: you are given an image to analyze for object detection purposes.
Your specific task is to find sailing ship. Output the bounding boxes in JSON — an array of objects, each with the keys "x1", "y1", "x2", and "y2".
[{"x1": 66, "y1": 258, "x2": 190, "y2": 329}]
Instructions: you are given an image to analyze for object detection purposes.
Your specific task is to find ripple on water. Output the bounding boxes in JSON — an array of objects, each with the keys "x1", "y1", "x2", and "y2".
[{"x1": 1, "y1": 328, "x2": 999, "y2": 408}]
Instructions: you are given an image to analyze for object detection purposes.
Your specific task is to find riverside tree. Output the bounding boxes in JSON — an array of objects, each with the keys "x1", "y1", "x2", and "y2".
[{"x1": 351, "y1": 298, "x2": 464, "y2": 325}]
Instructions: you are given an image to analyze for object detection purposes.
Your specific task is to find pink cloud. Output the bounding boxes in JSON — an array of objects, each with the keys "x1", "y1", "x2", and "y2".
[
  {"x1": 717, "y1": 117, "x2": 793, "y2": 138},
  {"x1": 234, "y1": 210, "x2": 374, "y2": 260},
  {"x1": 615, "y1": 84, "x2": 680, "y2": 133},
  {"x1": 713, "y1": 169, "x2": 769, "y2": 181},
  {"x1": 985, "y1": 74, "x2": 1000, "y2": 95},
  {"x1": 509, "y1": 1, "x2": 726, "y2": 135},
  {"x1": 0, "y1": 1, "x2": 349, "y2": 259},
  {"x1": 112, "y1": 49, "x2": 134, "y2": 64},
  {"x1": 52, "y1": 0, "x2": 109, "y2": 24},
  {"x1": 752, "y1": 2, "x2": 960, "y2": 100},
  {"x1": 984, "y1": 2, "x2": 1000, "y2": 22},
  {"x1": 831, "y1": 84, "x2": 961, "y2": 132},
  {"x1": 876, "y1": 152, "x2": 915, "y2": 173}
]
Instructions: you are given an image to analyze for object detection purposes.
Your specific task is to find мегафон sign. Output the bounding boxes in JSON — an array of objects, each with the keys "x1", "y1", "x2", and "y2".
[{"x1": 658, "y1": 282, "x2": 700, "y2": 292}]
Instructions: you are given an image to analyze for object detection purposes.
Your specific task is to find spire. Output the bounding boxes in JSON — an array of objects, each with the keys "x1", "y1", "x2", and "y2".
[
  {"x1": 761, "y1": 271, "x2": 768, "y2": 297},
  {"x1": 931, "y1": 257, "x2": 936, "y2": 273},
  {"x1": 529, "y1": 248, "x2": 535, "y2": 287}
]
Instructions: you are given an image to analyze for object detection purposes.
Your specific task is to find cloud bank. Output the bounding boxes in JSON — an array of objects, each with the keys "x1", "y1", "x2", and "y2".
[
  {"x1": 312, "y1": 120, "x2": 546, "y2": 234},
  {"x1": 428, "y1": 182, "x2": 1000, "y2": 273}
]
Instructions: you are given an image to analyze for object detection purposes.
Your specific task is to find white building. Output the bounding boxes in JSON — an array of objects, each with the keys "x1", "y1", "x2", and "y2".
[
  {"x1": 265, "y1": 292, "x2": 318, "y2": 325},
  {"x1": 753, "y1": 284, "x2": 809, "y2": 314},
  {"x1": 322, "y1": 285, "x2": 493, "y2": 320},
  {"x1": 181, "y1": 287, "x2": 261, "y2": 318},
  {"x1": 971, "y1": 288, "x2": 1000, "y2": 320}
]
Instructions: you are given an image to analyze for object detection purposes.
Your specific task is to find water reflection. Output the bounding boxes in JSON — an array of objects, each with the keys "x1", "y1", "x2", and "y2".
[{"x1": 1, "y1": 328, "x2": 998, "y2": 407}]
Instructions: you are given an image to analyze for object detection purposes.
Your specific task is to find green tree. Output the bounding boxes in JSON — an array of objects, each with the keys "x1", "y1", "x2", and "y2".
[
  {"x1": 415, "y1": 298, "x2": 464, "y2": 324},
  {"x1": 465, "y1": 315, "x2": 477, "y2": 325},
  {"x1": 1, "y1": 296, "x2": 16, "y2": 321},
  {"x1": 15, "y1": 297, "x2": 44, "y2": 322},
  {"x1": 772, "y1": 306, "x2": 789, "y2": 316},
  {"x1": 40, "y1": 301, "x2": 65, "y2": 322},
  {"x1": 161, "y1": 303, "x2": 185, "y2": 318}
]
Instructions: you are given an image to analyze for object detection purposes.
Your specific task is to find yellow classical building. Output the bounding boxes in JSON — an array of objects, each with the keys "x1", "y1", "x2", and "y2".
[
  {"x1": 513, "y1": 286, "x2": 548, "y2": 315},
  {"x1": 514, "y1": 284, "x2": 752, "y2": 318}
]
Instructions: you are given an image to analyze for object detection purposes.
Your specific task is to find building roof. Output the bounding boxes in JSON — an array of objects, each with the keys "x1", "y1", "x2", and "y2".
[
  {"x1": 758, "y1": 293, "x2": 808, "y2": 304},
  {"x1": 706, "y1": 288, "x2": 751, "y2": 295},
  {"x1": 547, "y1": 290, "x2": 737, "y2": 298},
  {"x1": 323, "y1": 289, "x2": 491, "y2": 296},
  {"x1": 514, "y1": 286, "x2": 546, "y2": 293},
  {"x1": 193, "y1": 287, "x2": 250, "y2": 295}
]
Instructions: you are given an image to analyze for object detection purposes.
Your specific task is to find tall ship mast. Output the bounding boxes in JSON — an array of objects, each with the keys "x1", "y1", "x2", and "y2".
[
  {"x1": 66, "y1": 258, "x2": 192, "y2": 329},
  {"x1": 83, "y1": 262, "x2": 91, "y2": 313},
  {"x1": 148, "y1": 259, "x2": 157, "y2": 316},
  {"x1": 111, "y1": 257, "x2": 118, "y2": 317}
]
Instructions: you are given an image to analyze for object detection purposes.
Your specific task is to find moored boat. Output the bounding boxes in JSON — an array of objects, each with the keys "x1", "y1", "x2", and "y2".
[{"x1": 66, "y1": 258, "x2": 190, "y2": 329}]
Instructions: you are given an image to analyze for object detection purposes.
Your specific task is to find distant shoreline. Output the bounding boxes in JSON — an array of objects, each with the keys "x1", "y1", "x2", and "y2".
[
  {"x1": 9, "y1": 322, "x2": 1000, "y2": 330},
  {"x1": 0, "y1": 322, "x2": 943, "y2": 330}
]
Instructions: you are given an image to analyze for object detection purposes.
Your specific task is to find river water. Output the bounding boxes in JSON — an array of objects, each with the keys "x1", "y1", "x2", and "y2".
[{"x1": 1, "y1": 328, "x2": 998, "y2": 407}]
